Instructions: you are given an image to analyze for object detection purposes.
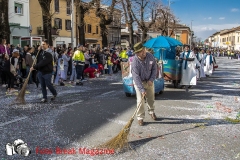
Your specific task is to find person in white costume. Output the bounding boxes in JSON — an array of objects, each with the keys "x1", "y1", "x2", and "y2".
[
  {"x1": 196, "y1": 49, "x2": 206, "y2": 80},
  {"x1": 180, "y1": 45, "x2": 198, "y2": 92},
  {"x1": 204, "y1": 50, "x2": 214, "y2": 77},
  {"x1": 194, "y1": 48, "x2": 201, "y2": 80}
]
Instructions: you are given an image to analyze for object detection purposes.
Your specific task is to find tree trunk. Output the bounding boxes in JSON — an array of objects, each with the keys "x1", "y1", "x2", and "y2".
[
  {"x1": 78, "y1": 5, "x2": 85, "y2": 46},
  {"x1": 141, "y1": 29, "x2": 148, "y2": 43},
  {"x1": 128, "y1": 23, "x2": 134, "y2": 47},
  {"x1": 42, "y1": 15, "x2": 52, "y2": 46},
  {"x1": 100, "y1": 23, "x2": 108, "y2": 48},
  {"x1": 38, "y1": 0, "x2": 53, "y2": 46},
  {"x1": 0, "y1": 0, "x2": 11, "y2": 43}
]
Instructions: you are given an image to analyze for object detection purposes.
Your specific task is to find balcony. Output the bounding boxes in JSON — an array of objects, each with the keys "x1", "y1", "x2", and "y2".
[{"x1": 37, "y1": 27, "x2": 60, "y2": 36}]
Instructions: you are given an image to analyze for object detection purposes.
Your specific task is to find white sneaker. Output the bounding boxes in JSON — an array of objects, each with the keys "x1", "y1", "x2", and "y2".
[{"x1": 2, "y1": 84, "x2": 6, "y2": 87}]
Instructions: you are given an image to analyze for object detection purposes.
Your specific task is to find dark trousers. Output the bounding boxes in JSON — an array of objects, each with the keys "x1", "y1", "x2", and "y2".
[
  {"x1": 1, "y1": 70, "x2": 7, "y2": 84},
  {"x1": 32, "y1": 70, "x2": 37, "y2": 83},
  {"x1": 5, "y1": 71, "x2": 15, "y2": 89},
  {"x1": 37, "y1": 72, "x2": 57, "y2": 99},
  {"x1": 75, "y1": 65, "x2": 84, "y2": 80}
]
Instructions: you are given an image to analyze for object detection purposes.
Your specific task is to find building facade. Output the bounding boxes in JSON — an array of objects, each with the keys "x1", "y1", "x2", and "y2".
[
  {"x1": 206, "y1": 26, "x2": 240, "y2": 50},
  {"x1": 107, "y1": 9, "x2": 122, "y2": 47},
  {"x1": 29, "y1": 0, "x2": 103, "y2": 48},
  {"x1": 9, "y1": 0, "x2": 30, "y2": 46},
  {"x1": 211, "y1": 32, "x2": 221, "y2": 48},
  {"x1": 219, "y1": 27, "x2": 240, "y2": 50},
  {"x1": 169, "y1": 24, "x2": 191, "y2": 45}
]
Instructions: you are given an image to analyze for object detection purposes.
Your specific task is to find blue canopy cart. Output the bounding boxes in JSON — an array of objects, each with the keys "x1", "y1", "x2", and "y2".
[{"x1": 144, "y1": 36, "x2": 183, "y2": 88}]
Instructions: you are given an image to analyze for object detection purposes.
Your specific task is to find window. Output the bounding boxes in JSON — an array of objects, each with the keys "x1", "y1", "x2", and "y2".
[
  {"x1": 54, "y1": 18, "x2": 62, "y2": 29},
  {"x1": 15, "y1": 3, "x2": 23, "y2": 14},
  {"x1": 55, "y1": 0, "x2": 59, "y2": 12},
  {"x1": 65, "y1": 20, "x2": 71, "y2": 30},
  {"x1": 96, "y1": 26, "x2": 99, "y2": 34},
  {"x1": 176, "y1": 35, "x2": 180, "y2": 41},
  {"x1": 67, "y1": 0, "x2": 71, "y2": 15},
  {"x1": 87, "y1": 24, "x2": 91, "y2": 33}
]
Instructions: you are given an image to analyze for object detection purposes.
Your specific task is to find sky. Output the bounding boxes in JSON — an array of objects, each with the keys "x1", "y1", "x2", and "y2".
[{"x1": 162, "y1": 0, "x2": 240, "y2": 41}]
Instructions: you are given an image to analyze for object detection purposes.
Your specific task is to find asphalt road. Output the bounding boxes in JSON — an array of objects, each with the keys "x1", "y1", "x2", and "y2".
[{"x1": 0, "y1": 57, "x2": 240, "y2": 160}]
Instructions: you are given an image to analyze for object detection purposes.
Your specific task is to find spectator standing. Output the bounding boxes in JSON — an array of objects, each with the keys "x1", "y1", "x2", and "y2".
[
  {"x1": 72, "y1": 44, "x2": 85, "y2": 85},
  {"x1": 25, "y1": 47, "x2": 34, "y2": 84},
  {"x1": 61, "y1": 49, "x2": 71, "y2": 81}
]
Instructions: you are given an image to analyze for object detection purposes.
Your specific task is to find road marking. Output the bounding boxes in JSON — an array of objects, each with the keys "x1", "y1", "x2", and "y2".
[
  {"x1": 101, "y1": 90, "x2": 115, "y2": 96},
  {"x1": 111, "y1": 82, "x2": 122, "y2": 85},
  {"x1": 0, "y1": 100, "x2": 83, "y2": 127},
  {"x1": 59, "y1": 100, "x2": 83, "y2": 108},
  {"x1": 0, "y1": 116, "x2": 28, "y2": 127}
]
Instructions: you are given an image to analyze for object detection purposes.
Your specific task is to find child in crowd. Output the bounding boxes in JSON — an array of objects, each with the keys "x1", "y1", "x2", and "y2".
[
  {"x1": 69, "y1": 58, "x2": 77, "y2": 84},
  {"x1": 107, "y1": 53, "x2": 113, "y2": 76},
  {"x1": 58, "y1": 58, "x2": 65, "y2": 86}
]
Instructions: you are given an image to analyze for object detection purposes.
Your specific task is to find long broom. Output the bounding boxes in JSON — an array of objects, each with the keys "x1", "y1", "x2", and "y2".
[
  {"x1": 99, "y1": 95, "x2": 145, "y2": 151},
  {"x1": 14, "y1": 50, "x2": 41, "y2": 104}
]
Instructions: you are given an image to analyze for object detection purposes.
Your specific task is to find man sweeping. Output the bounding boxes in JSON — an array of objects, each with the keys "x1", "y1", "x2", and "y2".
[
  {"x1": 131, "y1": 42, "x2": 157, "y2": 126},
  {"x1": 30, "y1": 39, "x2": 57, "y2": 103}
]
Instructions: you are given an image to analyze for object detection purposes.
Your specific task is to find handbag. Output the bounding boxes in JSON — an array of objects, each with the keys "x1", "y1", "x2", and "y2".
[
  {"x1": 213, "y1": 63, "x2": 218, "y2": 68},
  {"x1": 10, "y1": 58, "x2": 17, "y2": 76},
  {"x1": 104, "y1": 63, "x2": 108, "y2": 69}
]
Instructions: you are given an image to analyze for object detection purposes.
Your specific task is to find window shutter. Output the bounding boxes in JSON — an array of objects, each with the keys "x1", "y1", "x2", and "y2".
[
  {"x1": 65, "y1": 20, "x2": 67, "y2": 30},
  {"x1": 59, "y1": 19, "x2": 62, "y2": 29}
]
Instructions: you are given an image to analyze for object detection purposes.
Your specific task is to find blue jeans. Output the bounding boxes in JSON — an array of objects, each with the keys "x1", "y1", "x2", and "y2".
[
  {"x1": 37, "y1": 71, "x2": 57, "y2": 99},
  {"x1": 75, "y1": 65, "x2": 84, "y2": 80},
  {"x1": 64, "y1": 65, "x2": 68, "y2": 80},
  {"x1": 70, "y1": 68, "x2": 77, "y2": 81},
  {"x1": 26, "y1": 66, "x2": 33, "y2": 84},
  {"x1": 108, "y1": 65, "x2": 113, "y2": 74}
]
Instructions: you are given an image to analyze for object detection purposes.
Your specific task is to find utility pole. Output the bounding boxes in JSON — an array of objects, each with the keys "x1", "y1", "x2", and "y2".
[
  {"x1": 167, "y1": 0, "x2": 174, "y2": 37},
  {"x1": 71, "y1": 0, "x2": 74, "y2": 48},
  {"x1": 190, "y1": 20, "x2": 193, "y2": 50},
  {"x1": 167, "y1": 0, "x2": 170, "y2": 36}
]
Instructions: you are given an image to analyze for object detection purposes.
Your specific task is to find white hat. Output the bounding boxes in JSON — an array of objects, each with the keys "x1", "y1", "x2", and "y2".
[{"x1": 12, "y1": 49, "x2": 19, "y2": 53}]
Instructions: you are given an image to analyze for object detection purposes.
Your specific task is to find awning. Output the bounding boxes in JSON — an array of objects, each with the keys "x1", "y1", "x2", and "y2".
[{"x1": 9, "y1": 23, "x2": 20, "y2": 27}]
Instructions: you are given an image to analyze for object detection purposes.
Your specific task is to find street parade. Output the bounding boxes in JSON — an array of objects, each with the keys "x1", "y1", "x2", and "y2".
[{"x1": 0, "y1": 0, "x2": 240, "y2": 159}]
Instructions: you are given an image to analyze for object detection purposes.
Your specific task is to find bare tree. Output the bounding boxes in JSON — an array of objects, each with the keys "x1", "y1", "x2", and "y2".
[
  {"x1": 95, "y1": 0, "x2": 117, "y2": 48},
  {"x1": 153, "y1": 7, "x2": 179, "y2": 37},
  {"x1": 38, "y1": 0, "x2": 53, "y2": 46},
  {"x1": 121, "y1": 0, "x2": 134, "y2": 48},
  {"x1": 130, "y1": 0, "x2": 160, "y2": 43},
  {"x1": 76, "y1": 0, "x2": 95, "y2": 46},
  {"x1": 0, "y1": 0, "x2": 11, "y2": 43}
]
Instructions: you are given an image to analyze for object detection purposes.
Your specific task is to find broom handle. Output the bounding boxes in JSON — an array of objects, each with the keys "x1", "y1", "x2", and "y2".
[{"x1": 131, "y1": 95, "x2": 145, "y2": 119}]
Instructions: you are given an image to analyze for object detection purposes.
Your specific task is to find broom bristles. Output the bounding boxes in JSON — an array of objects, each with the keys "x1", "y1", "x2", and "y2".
[
  {"x1": 13, "y1": 50, "x2": 41, "y2": 105},
  {"x1": 14, "y1": 76, "x2": 30, "y2": 104},
  {"x1": 99, "y1": 118, "x2": 134, "y2": 151},
  {"x1": 99, "y1": 96, "x2": 145, "y2": 152}
]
